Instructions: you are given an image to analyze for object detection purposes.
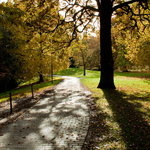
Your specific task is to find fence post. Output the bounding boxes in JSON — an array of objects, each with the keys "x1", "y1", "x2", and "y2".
[
  {"x1": 9, "y1": 92, "x2": 12, "y2": 114},
  {"x1": 31, "y1": 85, "x2": 34, "y2": 99}
]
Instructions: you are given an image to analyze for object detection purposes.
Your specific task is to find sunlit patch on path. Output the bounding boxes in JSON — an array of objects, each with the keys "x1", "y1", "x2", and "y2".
[{"x1": 0, "y1": 77, "x2": 91, "y2": 150}]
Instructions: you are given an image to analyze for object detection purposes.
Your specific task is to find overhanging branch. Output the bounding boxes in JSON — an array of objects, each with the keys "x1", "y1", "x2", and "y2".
[{"x1": 112, "y1": 0, "x2": 139, "y2": 12}]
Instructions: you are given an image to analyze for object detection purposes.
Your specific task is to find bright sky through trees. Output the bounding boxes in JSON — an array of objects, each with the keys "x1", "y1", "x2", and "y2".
[
  {"x1": 0, "y1": 0, "x2": 7, "y2": 3},
  {"x1": 0, "y1": 0, "x2": 97, "y2": 36}
]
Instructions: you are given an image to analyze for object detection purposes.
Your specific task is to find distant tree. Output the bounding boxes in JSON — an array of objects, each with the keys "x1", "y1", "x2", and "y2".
[
  {"x1": 125, "y1": 25, "x2": 150, "y2": 68},
  {"x1": 72, "y1": 32, "x2": 92, "y2": 76},
  {"x1": 72, "y1": 33, "x2": 100, "y2": 72},
  {"x1": 69, "y1": 57, "x2": 76, "y2": 68},
  {"x1": 111, "y1": 15, "x2": 131, "y2": 72},
  {"x1": 87, "y1": 33, "x2": 100, "y2": 70}
]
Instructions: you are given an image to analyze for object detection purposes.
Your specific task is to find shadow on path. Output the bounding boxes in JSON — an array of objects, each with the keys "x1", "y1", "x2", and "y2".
[{"x1": 0, "y1": 77, "x2": 90, "y2": 150}]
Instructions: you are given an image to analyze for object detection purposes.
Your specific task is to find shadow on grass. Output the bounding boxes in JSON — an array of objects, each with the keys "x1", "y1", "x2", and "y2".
[
  {"x1": 82, "y1": 96, "x2": 113, "y2": 149},
  {"x1": 102, "y1": 89, "x2": 150, "y2": 149}
]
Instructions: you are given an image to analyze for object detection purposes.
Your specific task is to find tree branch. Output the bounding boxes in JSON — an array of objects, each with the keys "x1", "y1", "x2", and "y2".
[
  {"x1": 95, "y1": 0, "x2": 101, "y2": 12},
  {"x1": 112, "y1": 0, "x2": 138, "y2": 12}
]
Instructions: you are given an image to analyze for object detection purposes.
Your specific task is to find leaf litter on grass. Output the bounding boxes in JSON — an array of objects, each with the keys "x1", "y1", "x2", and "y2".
[{"x1": 81, "y1": 74, "x2": 150, "y2": 149}]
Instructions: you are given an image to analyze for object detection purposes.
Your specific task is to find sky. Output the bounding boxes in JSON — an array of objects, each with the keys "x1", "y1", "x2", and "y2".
[{"x1": 0, "y1": 0, "x2": 8, "y2": 3}]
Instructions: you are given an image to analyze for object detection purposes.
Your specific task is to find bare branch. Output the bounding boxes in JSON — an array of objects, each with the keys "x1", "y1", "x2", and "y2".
[
  {"x1": 52, "y1": 0, "x2": 98, "y2": 47},
  {"x1": 95, "y1": 0, "x2": 101, "y2": 11},
  {"x1": 114, "y1": 0, "x2": 150, "y2": 33},
  {"x1": 82, "y1": 5, "x2": 99, "y2": 12}
]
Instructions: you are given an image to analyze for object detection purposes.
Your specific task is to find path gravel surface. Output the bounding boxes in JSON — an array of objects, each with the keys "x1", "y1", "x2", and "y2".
[{"x1": 0, "y1": 76, "x2": 91, "y2": 150}]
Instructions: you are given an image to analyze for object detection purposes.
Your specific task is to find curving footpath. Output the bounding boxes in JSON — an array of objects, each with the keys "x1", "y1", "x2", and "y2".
[{"x1": 0, "y1": 76, "x2": 91, "y2": 150}]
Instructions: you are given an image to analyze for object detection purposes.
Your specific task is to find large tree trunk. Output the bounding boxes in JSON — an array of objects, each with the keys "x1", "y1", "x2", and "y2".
[{"x1": 97, "y1": 0, "x2": 116, "y2": 89}]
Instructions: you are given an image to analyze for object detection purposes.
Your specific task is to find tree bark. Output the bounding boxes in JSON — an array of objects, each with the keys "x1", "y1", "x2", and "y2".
[
  {"x1": 83, "y1": 64, "x2": 86, "y2": 76},
  {"x1": 38, "y1": 31, "x2": 44, "y2": 83},
  {"x1": 39, "y1": 73, "x2": 44, "y2": 82},
  {"x1": 97, "y1": 0, "x2": 116, "y2": 89}
]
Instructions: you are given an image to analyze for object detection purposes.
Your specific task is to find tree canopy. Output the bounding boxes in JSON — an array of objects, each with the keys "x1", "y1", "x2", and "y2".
[{"x1": 0, "y1": 0, "x2": 72, "y2": 89}]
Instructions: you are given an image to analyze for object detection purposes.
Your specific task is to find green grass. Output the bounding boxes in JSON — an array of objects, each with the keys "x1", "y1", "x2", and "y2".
[
  {"x1": 55, "y1": 68, "x2": 100, "y2": 78},
  {"x1": 0, "y1": 77, "x2": 62, "y2": 103},
  {"x1": 82, "y1": 76, "x2": 150, "y2": 149},
  {"x1": 56, "y1": 68, "x2": 150, "y2": 149},
  {"x1": 115, "y1": 71, "x2": 150, "y2": 77}
]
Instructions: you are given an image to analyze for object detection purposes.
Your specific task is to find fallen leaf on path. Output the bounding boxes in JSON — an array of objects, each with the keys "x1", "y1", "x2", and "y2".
[{"x1": 50, "y1": 141, "x2": 56, "y2": 144}]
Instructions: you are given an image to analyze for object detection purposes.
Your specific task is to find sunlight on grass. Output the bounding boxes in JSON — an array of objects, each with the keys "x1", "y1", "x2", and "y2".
[
  {"x1": 115, "y1": 77, "x2": 150, "y2": 125},
  {"x1": 80, "y1": 69, "x2": 150, "y2": 149},
  {"x1": 0, "y1": 77, "x2": 62, "y2": 103},
  {"x1": 51, "y1": 68, "x2": 150, "y2": 148},
  {"x1": 81, "y1": 78, "x2": 127, "y2": 149},
  {"x1": 55, "y1": 68, "x2": 100, "y2": 78},
  {"x1": 19, "y1": 76, "x2": 52, "y2": 87}
]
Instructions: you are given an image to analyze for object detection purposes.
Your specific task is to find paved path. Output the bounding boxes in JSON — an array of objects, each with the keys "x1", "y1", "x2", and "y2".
[{"x1": 0, "y1": 77, "x2": 91, "y2": 150}]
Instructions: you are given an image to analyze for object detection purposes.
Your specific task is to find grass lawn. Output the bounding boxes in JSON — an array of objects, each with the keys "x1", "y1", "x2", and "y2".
[
  {"x1": 55, "y1": 67, "x2": 100, "y2": 78},
  {"x1": 56, "y1": 68, "x2": 150, "y2": 149},
  {"x1": 0, "y1": 77, "x2": 62, "y2": 103}
]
